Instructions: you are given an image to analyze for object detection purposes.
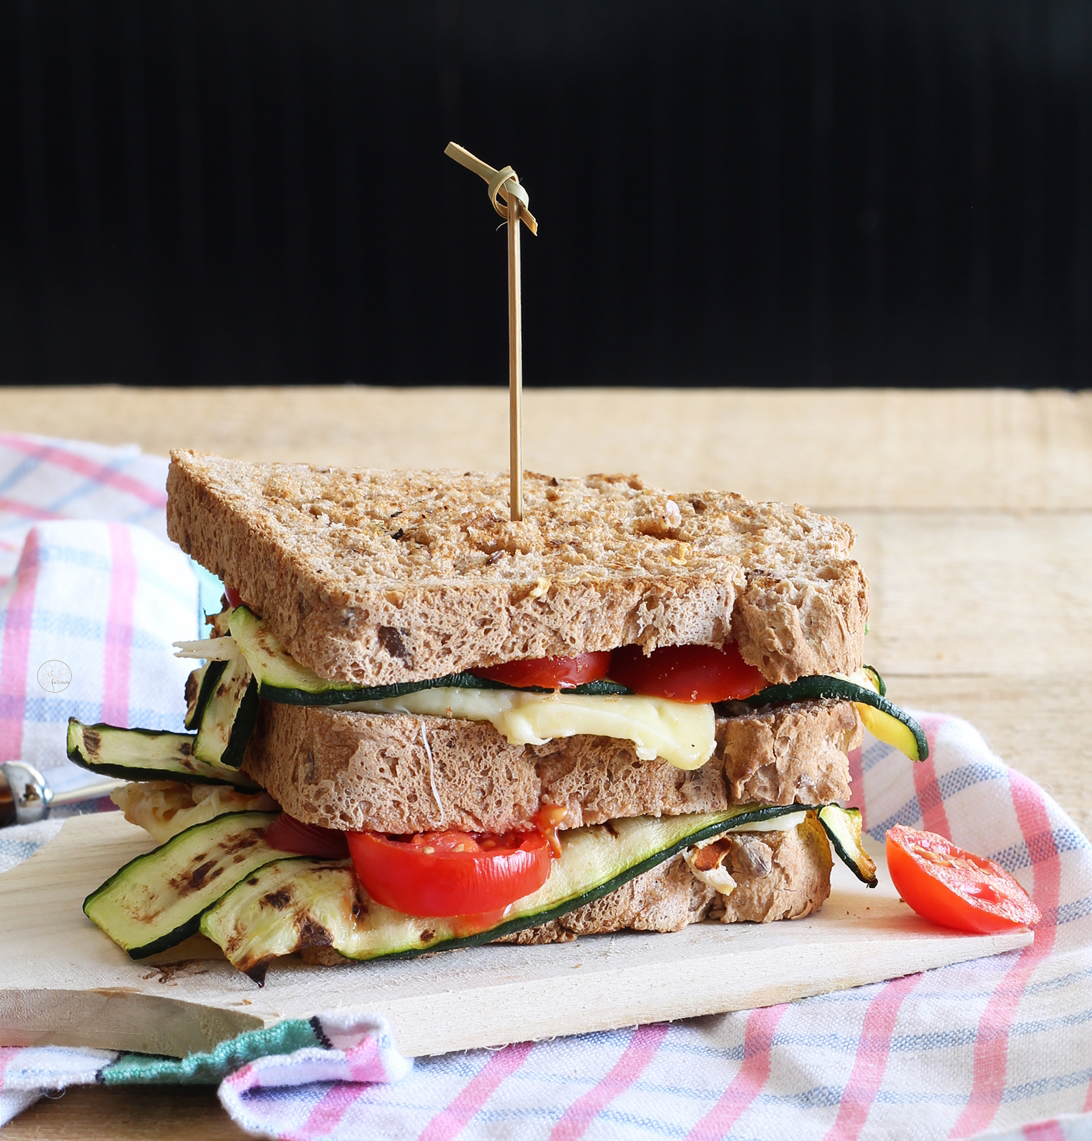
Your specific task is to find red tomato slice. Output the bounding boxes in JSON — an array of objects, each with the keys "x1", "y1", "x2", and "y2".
[
  {"x1": 347, "y1": 828, "x2": 555, "y2": 917},
  {"x1": 608, "y1": 644, "x2": 767, "y2": 703},
  {"x1": 886, "y1": 824, "x2": 1042, "y2": 934},
  {"x1": 472, "y1": 651, "x2": 611, "y2": 690},
  {"x1": 224, "y1": 586, "x2": 244, "y2": 609},
  {"x1": 265, "y1": 813, "x2": 349, "y2": 859}
]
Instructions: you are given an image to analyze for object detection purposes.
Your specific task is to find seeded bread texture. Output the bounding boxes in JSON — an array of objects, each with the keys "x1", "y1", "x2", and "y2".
[
  {"x1": 707, "y1": 812, "x2": 834, "y2": 922},
  {"x1": 166, "y1": 450, "x2": 868, "y2": 686},
  {"x1": 242, "y1": 700, "x2": 861, "y2": 834}
]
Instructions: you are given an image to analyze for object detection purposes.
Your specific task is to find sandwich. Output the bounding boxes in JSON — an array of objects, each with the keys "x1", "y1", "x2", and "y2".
[{"x1": 68, "y1": 450, "x2": 926, "y2": 983}]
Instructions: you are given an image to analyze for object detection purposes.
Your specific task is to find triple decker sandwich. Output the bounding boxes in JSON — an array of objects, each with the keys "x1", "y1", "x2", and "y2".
[{"x1": 68, "y1": 450, "x2": 926, "y2": 983}]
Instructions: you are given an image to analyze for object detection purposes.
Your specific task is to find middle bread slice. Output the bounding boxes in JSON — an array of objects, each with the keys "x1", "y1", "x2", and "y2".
[{"x1": 242, "y1": 699, "x2": 862, "y2": 835}]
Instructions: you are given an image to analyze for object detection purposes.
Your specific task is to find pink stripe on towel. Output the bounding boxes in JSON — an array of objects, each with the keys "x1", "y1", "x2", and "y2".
[
  {"x1": 100, "y1": 524, "x2": 136, "y2": 725},
  {"x1": 0, "y1": 529, "x2": 43, "y2": 761}
]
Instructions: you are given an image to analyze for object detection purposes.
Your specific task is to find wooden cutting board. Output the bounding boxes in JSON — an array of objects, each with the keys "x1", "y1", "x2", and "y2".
[{"x1": 0, "y1": 813, "x2": 1031, "y2": 1060}]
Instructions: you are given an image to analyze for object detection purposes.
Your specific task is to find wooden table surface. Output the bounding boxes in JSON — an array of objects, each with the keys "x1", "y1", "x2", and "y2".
[{"x1": 2, "y1": 384, "x2": 1090, "y2": 1140}]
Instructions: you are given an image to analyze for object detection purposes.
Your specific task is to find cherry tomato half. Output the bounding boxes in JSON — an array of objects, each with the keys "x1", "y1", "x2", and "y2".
[
  {"x1": 472, "y1": 651, "x2": 611, "y2": 690},
  {"x1": 608, "y1": 643, "x2": 767, "y2": 703},
  {"x1": 347, "y1": 828, "x2": 555, "y2": 917},
  {"x1": 886, "y1": 824, "x2": 1042, "y2": 934},
  {"x1": 265, "y1": 813, "x2": 349, "y2": 859}
]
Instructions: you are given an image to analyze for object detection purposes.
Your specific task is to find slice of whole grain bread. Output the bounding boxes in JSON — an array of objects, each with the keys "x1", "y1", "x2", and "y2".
[
  {"x1": 242, "y1": 699, "x2": 862, "y2": 834},
  {"x1": 167, "y1": 451, "x2": 868, "y2": 686}
]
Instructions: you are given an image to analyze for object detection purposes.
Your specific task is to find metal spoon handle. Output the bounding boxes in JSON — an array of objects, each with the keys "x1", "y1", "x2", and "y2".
[
  {"x1": 0, "y1": 761, "x2": 125, "y2": 827},
  {"x1": 51, "y1": 779, "x2": 125, "y2": 806}
]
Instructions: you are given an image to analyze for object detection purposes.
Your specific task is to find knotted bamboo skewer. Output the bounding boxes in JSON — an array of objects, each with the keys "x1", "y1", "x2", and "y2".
[{"x1": 444, "y1": 142, "x2": 538, "y2": 521}]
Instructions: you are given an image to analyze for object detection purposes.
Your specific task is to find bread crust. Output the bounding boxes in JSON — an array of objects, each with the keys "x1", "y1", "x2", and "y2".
[
  {"x1": 242, "y1": 699, "x2": 862, "y2": 834},
  {"x1": 167, "y1": 451, "x2": 868, "y2": 686}
]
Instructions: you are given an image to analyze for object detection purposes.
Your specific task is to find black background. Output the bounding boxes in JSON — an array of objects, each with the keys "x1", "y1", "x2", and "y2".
[{"x1": 2, "y1": 0, "x2": 1090, "y2": 387}]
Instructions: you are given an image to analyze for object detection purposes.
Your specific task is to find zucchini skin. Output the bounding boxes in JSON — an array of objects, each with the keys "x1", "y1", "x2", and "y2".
[
  {"x1": 67, "y1": 718, "x2": 259, "y2": 789},
  {"x1": 260, "y1": 670, "x2": 630, "y2": 706},
  {"x1": 183, "y1": 664, "x2": 209, "y2": 730},
  {"x1": 223, "y1": 676, "x2": 260, "y2": 765},
  {"x1": 740, "y1": 678, "x2": 928, "y2": 761},
  {"x1": 188, "y1": 659, "x2": 225, "y2": 730}
]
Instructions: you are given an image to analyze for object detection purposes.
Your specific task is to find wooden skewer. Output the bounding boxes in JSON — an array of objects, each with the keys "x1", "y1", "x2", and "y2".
[
  {"x1": 507, "y1": 192, "x2": 523, "y2": 520},
  {"x1": 445, "y1": 142, "x2": 537, "y2": 521}
]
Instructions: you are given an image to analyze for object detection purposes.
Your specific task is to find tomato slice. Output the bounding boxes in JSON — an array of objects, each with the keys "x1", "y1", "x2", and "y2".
[
  {"x1": 265, "y1": 813, "x2": 349, "y2": 859},
  {"x1": 224, "y1": 585, "x2": 244, "y2": 609},
  {"x1": 885, "y1": 824, "x2": 1042, "y2": 934},
  {"x1": 347, "y1": 827, "x2": 555, "y2": 917},
  {"x1": 472, "y1": 651, "x2": 611, "y2": 690},
  {"x1": 608, "y1": 644, "x2": 767, "y2": 703}
]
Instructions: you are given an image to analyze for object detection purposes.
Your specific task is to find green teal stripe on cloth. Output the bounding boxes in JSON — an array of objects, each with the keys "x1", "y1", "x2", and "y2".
[{"x1": 101, "y1": 1018, "x2": 321, "y2": 1085}]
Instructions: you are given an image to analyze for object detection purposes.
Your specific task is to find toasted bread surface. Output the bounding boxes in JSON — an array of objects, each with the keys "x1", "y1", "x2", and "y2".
[
  {"x1": 242, "y1": 700, "x2": 861, "y2": 834},
  {"x1": 167, "y1": 451, "x2": 868, "y2": 685}
]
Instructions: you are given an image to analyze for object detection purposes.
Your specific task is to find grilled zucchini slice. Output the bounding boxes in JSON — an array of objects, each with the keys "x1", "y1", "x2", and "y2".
[
  {"x1": 83, "y1": 810, "x2": 281, "y2": 957},
  {"x1": 191, "y1": 655, "x2": 259, "y2": 768},
  {"x1": 67, "y1": 719, "x2": 259, "y2": 789},
  {"x1": 744, "y1": 676, "x2": 927, "y2": 761},
  {"x1": 817, "y1": 805, "x2": 877, "y2": 886}
]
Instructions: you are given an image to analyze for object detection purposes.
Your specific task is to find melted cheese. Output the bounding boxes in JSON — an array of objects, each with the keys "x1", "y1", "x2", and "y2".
[
  {"x1": 724, "y1": 809, "x2": 807, "y2": 833},
  {"x1": 340, "y1": 687, "x2": 716, "y2": 770},
  {"x1": 111, "y1": 781, "x2": 278, "y2": 843}
]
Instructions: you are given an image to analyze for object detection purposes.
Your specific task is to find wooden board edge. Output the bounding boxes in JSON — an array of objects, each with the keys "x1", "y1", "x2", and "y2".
[{"x1": 371, "y1": 927, "x2": 1033, "y2": 1057}]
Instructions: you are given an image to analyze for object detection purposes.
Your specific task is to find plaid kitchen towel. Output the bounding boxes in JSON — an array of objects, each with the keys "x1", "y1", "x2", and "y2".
[
  {"x1": 0, "y1": 432, "x2": 170, "y2": 584},
  {"x1": 0, "y1": 433, "x2": 206, "y2": 795},
  {"x1": 1, "y1": 433, "x2": 1090, "y2": 1140}
]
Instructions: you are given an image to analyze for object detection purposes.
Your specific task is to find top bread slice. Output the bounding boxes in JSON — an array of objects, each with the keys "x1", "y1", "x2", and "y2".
[{"x1": 166, "y1": 450, "x2": 868, "y2": 687}]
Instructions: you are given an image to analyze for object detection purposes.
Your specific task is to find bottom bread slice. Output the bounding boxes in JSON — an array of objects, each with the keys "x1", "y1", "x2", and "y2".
[{"x1": 300, "y1": 814, "x2": 833, "y2": 965}]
